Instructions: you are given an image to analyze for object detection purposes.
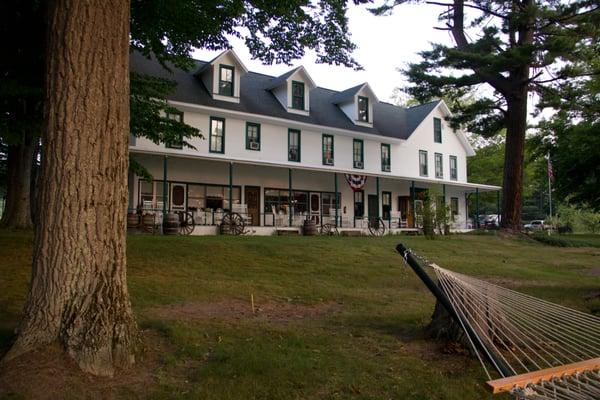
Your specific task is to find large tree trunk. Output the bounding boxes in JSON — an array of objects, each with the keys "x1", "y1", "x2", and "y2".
[
  {"x1": 0, "y1": 135, "x2": 35, "y2": 229},
  {"x1": 4, "y1": 0, "x2": 137, "y2": 377},
  {"x1": 501, "y1": 93, "x2": 528, "y2": 231}
]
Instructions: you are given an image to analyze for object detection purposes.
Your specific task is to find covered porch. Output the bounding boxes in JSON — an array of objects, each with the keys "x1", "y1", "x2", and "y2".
[{"x1": 128, "y1": 152, "x2": 499, "y2": 235}]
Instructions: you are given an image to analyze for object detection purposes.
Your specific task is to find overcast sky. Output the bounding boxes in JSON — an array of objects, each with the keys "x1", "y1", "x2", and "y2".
[{"x1": 192, "y1": 3, "x2": 453, "y2": 104}]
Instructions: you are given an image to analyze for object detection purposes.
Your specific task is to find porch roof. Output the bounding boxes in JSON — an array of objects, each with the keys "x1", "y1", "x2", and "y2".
[{"x1": 131, "y1": 149, "x2": 502, "y2": 193}]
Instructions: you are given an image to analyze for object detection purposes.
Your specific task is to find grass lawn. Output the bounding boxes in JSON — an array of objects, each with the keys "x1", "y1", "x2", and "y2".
[{"x1": 0, "y1": 230, "x2": 599, "y2": 399}]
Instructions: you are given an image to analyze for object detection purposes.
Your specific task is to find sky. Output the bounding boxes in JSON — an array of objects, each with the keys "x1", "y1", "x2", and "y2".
[{"x1": 192, "y1": 3, "x2": 454, "y2": 105}]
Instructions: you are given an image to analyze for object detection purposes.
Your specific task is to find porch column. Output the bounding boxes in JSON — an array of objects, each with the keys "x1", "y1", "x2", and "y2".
[
  {"x1": 496, "y1": 190, "x2": 501, "y2": 217},
  {"x1": 163, "y1": 155, "x2": 168, "y2": 215},
  {"x1": 411, "y1": 180, "x2": 415, "y2": 228},
  {"x1": 334, "y1": 173, "x2": 339, "y2": 227},
  {"x1": 289, "y1": 168, "x2": 293, "y2": 227},
  {"x1": 376, "y1": 176, "x2": 380, "y2": 218},
  {"x1": 465, "y1": 193, "x2": 469, "y2": 229},
  {"x1": 229, "y1": 162, "x2": 233, "y2": 212},
  {"x1": 475, "y1": 188, "x2": 480, "y2": 229}
]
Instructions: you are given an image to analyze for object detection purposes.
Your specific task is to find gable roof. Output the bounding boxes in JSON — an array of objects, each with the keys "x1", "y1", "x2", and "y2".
[
  {"x1": 195, "y1": 49, "x2": 248, "y2": 76},
  {"x1": 264, "y1": 66, "x2": 317, "y2": 90},
  {"x1": 331, "y1": 82, "x2": 379, "y2": 104},
  {"x1": 130, "y1": 52, "x2": 451, "y2": 142}
]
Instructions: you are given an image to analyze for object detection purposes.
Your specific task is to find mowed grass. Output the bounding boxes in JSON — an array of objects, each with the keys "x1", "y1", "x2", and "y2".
[{"x1": 0, "y1": 230, "x2": 599, "y2": 399}]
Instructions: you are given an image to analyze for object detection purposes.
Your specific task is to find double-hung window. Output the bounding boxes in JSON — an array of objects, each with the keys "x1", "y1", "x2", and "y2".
[
  {"x1": 435, "y1": 153, "x2": 443, "y2": 178},
  {"x1": 291, "y1": 81, "x2": 305, "y2": 110},
  {"x1": 353, "y1": 139, "x2": 364, "y2": 169},
  {"x1": 449, "y1": 155, "x2": 458, "y2": 180},
  {"x1": 354, "y1": 190, "x2": 364, "y2": 218},
  {"x1": 450, "y1": 197, "x2": 459, "y2": 220},
  {"x1": 322, "y1": 134, "x2": 334, "y2": 165},
  {"x1": 434, "y1": 117, "x2": 442, "y2": 143},
  {"x1": 358, "y1": 96, "x2": 369, "y2": 122},
  {"x1": 246, "y1": 122, "x2": 261, "y2": 151},
  {"x1": 288, "y1": 129, "x2": 301, "y2": 162},
  {"x1": 165, "y1": 111, "x2": 183, "y2": 149},
  {"x1": 382, "y1": 191, "x2": 391, "y2": 220},
  {"x1": 381, "y1": 144, "x2": 391, "y2": 172},
  {"x1": 209, "y1": 117, "x2": 225, "y2": 153},
  {"x1": 218, "y1": 65, "x2": 234, "y2": 96},
  {"x1": 419, "y1": 150, "x2": 428, "y2": 176}
]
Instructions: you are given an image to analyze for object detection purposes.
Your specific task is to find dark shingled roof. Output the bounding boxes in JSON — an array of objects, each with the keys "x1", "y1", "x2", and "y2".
[
  {"x1": 264, "y1": 66, "x2": 302, "y2": 90},
  {"x1": 329, "y1": 82, "x2": 366, "y2": 104},
  {"x1": 130, "y1": 52, "x2": 441, "y2": 140}
]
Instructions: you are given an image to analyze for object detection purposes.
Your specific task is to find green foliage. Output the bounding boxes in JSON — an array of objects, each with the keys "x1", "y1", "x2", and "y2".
[
  {"x1": 130, "y1": 0, "x2": 360, "y2": 70},
  {"x1": 373, "y1": 0, "x2": 600, "y2": 136},
  {"x1": 130, "y1": 72, "x2": 202, "y2": 150},
  {"x1": 536, "y1": 118, "x2": 600, "y2": 212},
  {"x1": 552, "y1": 203, "x2": 600, "y2": 234},
  {"x1": 467, "y1": 141, "x2": 549, "y2": 219}
]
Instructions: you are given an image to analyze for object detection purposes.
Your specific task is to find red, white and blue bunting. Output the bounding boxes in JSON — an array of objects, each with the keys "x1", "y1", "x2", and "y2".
[{"x1": 345, "y1": 174, "x2": 367, "y2": 192}]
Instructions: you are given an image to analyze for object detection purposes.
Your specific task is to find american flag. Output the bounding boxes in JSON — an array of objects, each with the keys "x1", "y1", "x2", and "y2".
[{"x1": 547, "y1": 154, "x2": 554, "y2": 183}]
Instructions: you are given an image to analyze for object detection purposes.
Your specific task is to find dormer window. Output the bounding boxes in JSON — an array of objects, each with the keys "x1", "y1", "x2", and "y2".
[
  {"x1": 267, "y1": 66, "x2": 315, "y2": 116},
  {"x1": 218, "y1": 65, "x2": 234, "y2": 97},
  {"x1": 358, "y1": 96, "x2": 369, "y2": 122},
  {"x1": 291, "y1": 81, "x2": 305, "y2": 110},
  {"x1": 195, "y1": 49, "x2": 247, "y2": 104},
  {"x1": 331, "y1": 82, "x2": 378, "y2": 127}
]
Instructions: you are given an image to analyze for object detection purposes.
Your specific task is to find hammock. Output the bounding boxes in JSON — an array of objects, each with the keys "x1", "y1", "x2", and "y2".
[{"x1": 396, "y1": 244, "x2": 600, "y2": 400}]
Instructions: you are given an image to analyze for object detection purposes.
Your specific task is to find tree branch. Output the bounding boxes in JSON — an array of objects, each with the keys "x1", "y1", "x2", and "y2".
[{"x1": 450, "y1": 0, "x2": 512, "y2": 95}]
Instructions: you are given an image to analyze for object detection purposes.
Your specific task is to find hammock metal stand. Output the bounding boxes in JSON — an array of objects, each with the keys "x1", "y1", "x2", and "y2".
[{"x1": 396, "y1": 243, "x2": 600, "y2": 400}]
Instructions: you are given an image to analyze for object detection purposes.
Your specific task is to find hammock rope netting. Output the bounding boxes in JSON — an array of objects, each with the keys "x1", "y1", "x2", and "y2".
[{"x1": 398, "y1": 245, "x2": 600, "y2": 400}]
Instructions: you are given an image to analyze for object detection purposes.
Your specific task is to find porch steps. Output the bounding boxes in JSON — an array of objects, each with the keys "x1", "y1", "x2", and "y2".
[{"x1": 276, "y1": 228, "x2": 301, "y2": 236}]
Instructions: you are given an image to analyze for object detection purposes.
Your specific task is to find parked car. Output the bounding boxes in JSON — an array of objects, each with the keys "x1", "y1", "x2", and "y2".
[
  {"x1": 484, "y1": 214, "x2": 501, "y2": 229},
  {"x1": 524, "y1": 220, "x2": 546, "y2": 231}
]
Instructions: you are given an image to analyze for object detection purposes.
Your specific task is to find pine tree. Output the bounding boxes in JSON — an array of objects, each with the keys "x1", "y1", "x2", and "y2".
[{"x1": 372, "y1": 0, "x2": 600, "y2": 230}]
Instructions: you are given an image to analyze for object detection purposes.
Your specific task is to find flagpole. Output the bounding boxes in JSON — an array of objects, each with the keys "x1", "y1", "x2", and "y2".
[{"x1": 547, "y1": 153, "x2": 552, "y2": 219}]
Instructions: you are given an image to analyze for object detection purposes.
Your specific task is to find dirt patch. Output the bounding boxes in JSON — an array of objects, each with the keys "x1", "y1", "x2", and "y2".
[
  {"x1": 0, "y1": 330, "x2": 178, "y2": 399},
  {"x1": 144, "y1": 299, "x2": 343, "y2": 324},
  {"x1": 401, "y1": 337, "x2": 473, "y2": 376},
  {"x1": 588, "y1": 267, "x2": 600, "y2": 277}
]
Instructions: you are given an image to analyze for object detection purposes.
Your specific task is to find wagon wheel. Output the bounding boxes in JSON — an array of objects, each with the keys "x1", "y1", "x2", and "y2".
[
  {"x1": 179, "y1": 211, "x2": 195, "y2": 236},
  {"x1": 368, "y1": 217, "x2": 386, "y2": 237},
  {"x1": 320, "y1": 223, "x2": 339, "y2": 236},
  {"x1": 221, "y1": 212, "x2": 245, "y2": 235}
]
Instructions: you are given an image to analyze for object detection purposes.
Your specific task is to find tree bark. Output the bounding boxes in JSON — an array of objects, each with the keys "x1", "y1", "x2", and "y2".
[
  {"x1": 4, "y1": 0, "x2": 137, "y2": 377},
  {"x1": 500, "y1": 93, "x2": 528, "y2": 231},
  {"x1": 0, "y1": 135, "x2": 35, "y2": 229}
]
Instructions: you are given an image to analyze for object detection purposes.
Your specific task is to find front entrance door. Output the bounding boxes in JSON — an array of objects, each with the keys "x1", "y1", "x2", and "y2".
[
  {"x1": 309, "y1": 192, "x2": 321, "y2": 224},
  {"x1": 244, "y1": 186, "x2": 260, "y2": 226},
  {"x1": 398, "y1": 196, "x2": 411, "y2": 227},
  {"x1": 368, "y1": 195, "x2": 379, "y2": 219},
  {"x1": 170, "y1": 183, "x2": 186, "y2": 212}
]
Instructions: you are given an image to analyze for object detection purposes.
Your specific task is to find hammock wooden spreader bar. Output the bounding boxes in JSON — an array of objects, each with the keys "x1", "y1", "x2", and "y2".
[
  {"x1": 396, "y1": 243, "x2": 600, "y2": 400},
  {"x1": 486, "y1": 358, "x2": 600, "y2": 394}
]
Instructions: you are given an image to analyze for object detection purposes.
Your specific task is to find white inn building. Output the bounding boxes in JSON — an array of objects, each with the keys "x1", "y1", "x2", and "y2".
[{"x1": 129, "y1": 49, "x2": 500, "y2": 234}]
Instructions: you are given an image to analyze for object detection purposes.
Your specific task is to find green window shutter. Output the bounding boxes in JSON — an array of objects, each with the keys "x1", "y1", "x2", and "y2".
[
  {"x1": 322, "y1": 134, "x2": 334, "y2": 165},
  {"x1": 246, "y1": 122, "x2": 261, "y2": 150},
  {"x1": 435, "y1": 153, "x2": 443, "y2": 178},
  {"x1": 291, "y1": 81, "x2": 305, "y2": 110},
  {"x1": 218, "y1": 65, "x2": 234, "y2": 96},
  {"x1": 434, "y1": 118, "x2": 442, "y2": 143},
  {"x1": 419, "y1": 150, "x2": 428, "y2": 176},
  {"x1": 209, "y1": 117, "x2": 225, "y2": 153},
  {"x1": 450, "y1": 155, "x2": 457, "y2": 180},
  {"x1": 358, "y1": 96, "x2": 369, "y2": 122},
  {"x1": 165, "y1": 111, "x2": 184, "y2": 149},
  {"x1": 381, "y1": 144, "x2": 391, "y2": 172},
  {"x1": 353, "y1": 139, "x2": 364, "y2": 169},
  {"x1": 288, "y1": 129, "x2": 301, "y2": 162}
]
